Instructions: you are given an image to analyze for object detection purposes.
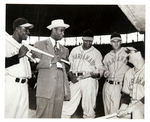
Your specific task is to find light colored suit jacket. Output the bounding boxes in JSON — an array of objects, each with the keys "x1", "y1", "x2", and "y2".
[{"x1": 33, "y1": 38, "x2": 69, "y2": 99}]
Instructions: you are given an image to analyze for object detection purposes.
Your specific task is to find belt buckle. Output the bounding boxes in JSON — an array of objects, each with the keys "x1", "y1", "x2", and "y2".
[
  {"x1": 76, "y1": 72, "x2": 84, "y2": 77},
  {"x1": 75, "y1": 72, "x2": 78, "y2": 77},
  {"x1": 106, "y1": 79, "x2": 110, "y2": 83},
  {"x1": 15, "y1": 78, "x2": 26, "y2": 83},
  {"x1": 15, "y1": 78, "x2": 20, "y2": 83},
  {"x1": 115, "y1": 81, "x2": 120, "y2": 85},
  {"x1": 21, "y1": 79, "x2": 26, "y2": 83}
]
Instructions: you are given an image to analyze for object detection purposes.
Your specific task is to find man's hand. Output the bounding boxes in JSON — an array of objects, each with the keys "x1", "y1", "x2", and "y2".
[
  {"x1": 51, "y1": 55, "x2": 61, "y2": 64},
  {"x1": 127, "y1": 101, "x2": 143, "y2": 114},
  {"x1": 117, "y1": 109, "x2": 128, "y2": 118},
  {"x1": 104, "y1": 70, "x2": 111, "y2": 78},
  {"x1": 18, "y1": 45, "x2": 29, "y2": 58},
  {"x1": 117, "y1": 104, "x2": 128, "y2": 118},
  {"x1": 56, "y1": 62, "x2": 63, "y2": 69},
  {"x1": 68, "y1": 71, "x2": 78, "y2": 84}
]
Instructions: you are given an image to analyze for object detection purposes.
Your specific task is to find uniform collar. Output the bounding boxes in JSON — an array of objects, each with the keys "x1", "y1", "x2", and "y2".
[{"x1": 110, "y1": 47, "x2": 124, "y2": 55}]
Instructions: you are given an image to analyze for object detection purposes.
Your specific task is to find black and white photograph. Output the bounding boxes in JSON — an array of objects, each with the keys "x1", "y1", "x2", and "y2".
[{"x1": 1, "y1": 0, "x2": 149, "y2": 120}]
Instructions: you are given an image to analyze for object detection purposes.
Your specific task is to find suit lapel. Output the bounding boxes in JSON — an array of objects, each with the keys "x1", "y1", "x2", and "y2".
[
  {"x1": 59, "y1": 44, "x2": 66, "y2": 59},
  {"x1": 46, "y1": 38, "x2": 55, "y2": 56},
  {"x1": 46, "y1": 38, "x2": 66, "y2": 58}
]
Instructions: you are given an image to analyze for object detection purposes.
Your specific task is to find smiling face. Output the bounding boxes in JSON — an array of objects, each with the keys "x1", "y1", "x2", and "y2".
[
  {"x1": 111, "y1": 39, "x2": 121, "y2": 50},
  {"x1": 14, "y1": 26, "x2": 30, "y2": 43},
  {"x1": 19, "y1": 27, "x2": 30, "y2": 40}
]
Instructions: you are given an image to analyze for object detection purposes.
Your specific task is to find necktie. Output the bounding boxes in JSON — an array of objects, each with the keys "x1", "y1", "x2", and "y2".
[{"x1": 54, "y1": 41, "x2": 59, "y2": 55}]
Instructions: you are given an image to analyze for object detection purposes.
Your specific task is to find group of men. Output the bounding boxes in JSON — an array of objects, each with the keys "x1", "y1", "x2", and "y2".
[{"x1": 5, "y1": 18, "x2": 145, "y2": 119}]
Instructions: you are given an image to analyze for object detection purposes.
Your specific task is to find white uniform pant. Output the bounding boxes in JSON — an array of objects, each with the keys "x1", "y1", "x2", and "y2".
[
  {"x1": 5, "y1": 75, "x2": 29, "y2": 118},
  {"x1": 61, "y1": 78, "x2": 98, "y2": 118},
  {"x1": 132, "y1": 101, "x2": 144, "y2": 119},
  {"x1": 103, "y1": 82, "x2": 122, "y2": 115}
]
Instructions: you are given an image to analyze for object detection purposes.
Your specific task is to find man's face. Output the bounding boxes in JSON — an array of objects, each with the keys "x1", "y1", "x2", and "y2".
[
  {"x1": 128, "y1": 51, "x2": 140, "y2": 64},
  {"x1": 111, "y1": 39, "x2": 121, "y2": 50},
  {"x1": 52, "y1": 27, "x2": 65, "y2": 40},
  {"x1": 18, "y1": 26, "x2": 30, "y2": 41},
  {"x1": 82, "y1": 37, "x2": 93, "y2": 50}
]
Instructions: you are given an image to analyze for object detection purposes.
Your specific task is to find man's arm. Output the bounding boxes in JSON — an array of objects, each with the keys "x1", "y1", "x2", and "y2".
[
  {"x1": 103, "y1": 55, "x2": 111, "y2": 78},
  {"x1": 120, "y1": 92, "x2": 131, "y2": 105},
  {"x1": 5, "y1": 54, "x2": 19, "y2": 68},
  {"x1": 63, "y1": 48, "x2": 70, "y2": 73},
  {"x1": 5, "y1": 45, "x2": 29, "y2": 68},
  {"x1": 91, "y1": 52, "x2": 104, "y2": 79}
]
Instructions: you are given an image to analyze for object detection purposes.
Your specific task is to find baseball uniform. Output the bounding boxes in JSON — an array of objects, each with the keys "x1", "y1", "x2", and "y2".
[
  {"x1": 121, "y1": 64, "x2": 144, "y2": 119},
  {"x1": 103, "y1": 47, "x2": 130, "y2": 115},
  {"x1": 61, "y1": 45, "x2": 103, "y2": 118},
  {"x1": 5, "y1": 37, "x2": 31, "y2": 118}
]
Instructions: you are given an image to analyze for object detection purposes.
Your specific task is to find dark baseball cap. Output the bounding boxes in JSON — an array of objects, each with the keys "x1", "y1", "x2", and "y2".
[
  {"x1": 13, "y1": 18, "x2": 34, "y2": 30},
  {"x1": 110, "y1": 32, "x2": 121, "y2": 41}
]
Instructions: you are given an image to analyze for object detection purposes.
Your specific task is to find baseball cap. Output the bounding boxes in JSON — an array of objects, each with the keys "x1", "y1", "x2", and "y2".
[
  {"x1": 110, "y1": 32, "x2": 121, "y2": 41},
  {"x1": 82, "y1": 29, "x2": 94, "y2": 41},
  {"x1": 13, "y1": 18, "x2": 34, "y2": 30}
]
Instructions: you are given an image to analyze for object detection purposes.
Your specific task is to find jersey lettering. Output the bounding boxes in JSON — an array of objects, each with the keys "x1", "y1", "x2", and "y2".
[
  {"x1": 106, "y1": 56, "x2": 127, "y2": 66},
  {"x1": 73, "y1": 53, "x2": 95, "y2": 66}
]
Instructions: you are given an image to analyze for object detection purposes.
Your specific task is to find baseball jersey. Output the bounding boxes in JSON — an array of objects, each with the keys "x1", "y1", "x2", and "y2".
[
  {"x1": 103, "y1": 47, "x2": 130, "y2": 82},
  {"x1": 5, "y1": 38, "x2": 31, "y2": 79},
  {"x1": 69, "y1": 45, "x2": 103, "y2": 74},
  {"x1": 122, "y1": 65, "x2": 145, "y2": 101}
]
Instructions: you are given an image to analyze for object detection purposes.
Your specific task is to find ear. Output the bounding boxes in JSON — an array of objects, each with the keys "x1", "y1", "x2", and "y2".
[
  {"x1": 15, "y1": 27, "x2": 22, "y2": 32},
  {"x1": 110, "y1": 41, "x2": 113, "y2": 45}
]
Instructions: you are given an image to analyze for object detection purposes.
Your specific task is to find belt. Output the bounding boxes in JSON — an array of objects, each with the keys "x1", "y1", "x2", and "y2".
[
  {"x1": 106, "y1": 80, "x2": 120, "y2": 85},
  {"x1": 15, "y1": 78, "x2": 27, "y2": 84},
  {"x1": 73, "y1": 72, "x2": 83, "y2": 77}
]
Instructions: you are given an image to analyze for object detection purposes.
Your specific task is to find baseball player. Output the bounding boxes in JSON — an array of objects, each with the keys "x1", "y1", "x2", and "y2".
[
  {"x1": 118, "y1": 50, "x2": 145, "y2": 119},
  {"x1": 102, "y1": 32, "x2": 130, "y2": 115},
  {"x1": 61, "y1": 30, "x2": 104, "y2": 118},
  {"x1": 5, "y1": 18, "x2": 34, "y2": 118}
]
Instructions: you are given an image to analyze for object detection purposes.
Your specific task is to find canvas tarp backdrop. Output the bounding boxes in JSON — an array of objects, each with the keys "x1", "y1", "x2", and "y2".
[{"x1": 119, "y1": 5, "x2": 145, "y2": 33}]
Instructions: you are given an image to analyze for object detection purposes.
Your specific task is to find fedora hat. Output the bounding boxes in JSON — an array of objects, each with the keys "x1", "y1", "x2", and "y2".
[{"x1": 47, "y1": 19, "x2": 70, "y2": 30}]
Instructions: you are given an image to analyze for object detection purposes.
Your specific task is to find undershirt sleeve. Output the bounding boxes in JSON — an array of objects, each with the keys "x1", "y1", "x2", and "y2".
[{"x1": 5, "y1": 54, "x2": 19, "y2": 68}]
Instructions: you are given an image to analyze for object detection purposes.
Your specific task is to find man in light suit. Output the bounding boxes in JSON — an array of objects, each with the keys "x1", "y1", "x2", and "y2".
[{"x1": 33, "y1": 19, "x2": 70, "y2": 118}]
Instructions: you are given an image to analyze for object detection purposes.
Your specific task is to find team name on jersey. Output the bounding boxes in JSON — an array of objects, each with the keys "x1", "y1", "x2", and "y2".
[
  {"x1": 106, "y1": 56, "x2": 127, "y2": 66},
  {"x1": 73, "y1": 53, "x2": 95, "y2": 66}
]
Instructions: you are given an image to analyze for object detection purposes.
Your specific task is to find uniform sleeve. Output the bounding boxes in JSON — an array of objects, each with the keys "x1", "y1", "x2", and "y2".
[
  {"x1": 103, "y1": 55, "x2": 108, "y2": 70},
  {"x1": 5, "y1": 40, "x2": 20, "y2": 68},
  {"x1": 69, "y1": 49, "x2": 74, "y2": 71},
  {"x1": 66, "y1": 48, "x2": 69, "y2": 60},
  {"x1": 95, "y1": 52, "x2": 104, "y2": 77},
  {"x1": 122, "y1": 71, "x2": 130, "y2": 95}
]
